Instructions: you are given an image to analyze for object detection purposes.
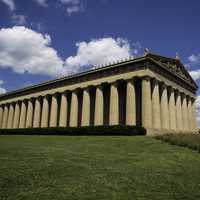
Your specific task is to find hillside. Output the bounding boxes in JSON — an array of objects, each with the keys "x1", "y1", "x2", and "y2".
[{"x1": 0, "y1": 135, "x2": 200, "y2": 200}]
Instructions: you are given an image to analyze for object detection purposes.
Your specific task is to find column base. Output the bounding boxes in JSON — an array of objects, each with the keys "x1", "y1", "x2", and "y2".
[{"x1": 145, "y1": 128, "x2": 199, "y2": 136}]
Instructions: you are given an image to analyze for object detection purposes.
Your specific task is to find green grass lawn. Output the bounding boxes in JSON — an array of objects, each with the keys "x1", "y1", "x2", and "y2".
[{"x1": 0, "y1": 135, "x2": 200, "y2": 200}]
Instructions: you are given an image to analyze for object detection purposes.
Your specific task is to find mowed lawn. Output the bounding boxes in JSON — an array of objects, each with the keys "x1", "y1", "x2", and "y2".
[{"x1": 0, "y1": 136, "x2": 200, "y2": 200}]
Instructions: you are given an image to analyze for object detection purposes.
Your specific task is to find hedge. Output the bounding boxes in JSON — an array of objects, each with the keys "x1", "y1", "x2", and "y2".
[{"x1": 0, "y1": 125, "x2": 146, "y2": 136}]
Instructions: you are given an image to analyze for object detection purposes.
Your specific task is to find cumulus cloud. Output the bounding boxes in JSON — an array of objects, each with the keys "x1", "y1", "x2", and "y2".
[
  {"x1": 0, "y1": 26, "x2": 139, "y2": 77},
  {"x1": 11, "y1": 14, "x2": 26, "y2": 25},
  {"x1": 1, "y1": 0, "x2": 15, "y2": 11},
  {"x1": 59, "y1": 0, "x2": 82, "y2": 15},
  {"x1": 195, "y1": 95, "x2": 200, "y2": 127},
  {"x1": 0, "y1": 80, "x2": 6, "y2": 94},
  {"x1": 64, "y1": 38, "x2": 135, "y2": 74},
  {"x1": 188, "y1": 53, "x2": 200, "y2": 81},
  {"x1": 34, "y1": 0, "x2": 48, "y2": 7},
  {"x1": 0, "y1": 26, "x2": 65, "y2": 76}
]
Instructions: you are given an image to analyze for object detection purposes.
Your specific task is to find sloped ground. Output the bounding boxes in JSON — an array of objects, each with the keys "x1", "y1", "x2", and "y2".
[{"x1": 0, "y1": 135, "x2": 200, "y2": 200}]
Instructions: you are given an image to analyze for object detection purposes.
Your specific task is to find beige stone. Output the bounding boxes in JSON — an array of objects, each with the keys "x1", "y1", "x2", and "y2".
[
  {"x1": 175, "y1": 91, "x2": 183, "y2": 131},
  {"x1": 142, "y1": 76, "x2": 152, "y2": 129},
  {"x1": 152, "y1": 79, "x2": 161, "y2": 129},
  {"x1": 7, "y1": 103, "x2": 14, "y2": 129},
  {"x1": 81, "y1": 88, "x2": 90, "y2": 126},
  {"x1": 168, "y1": 87, "x2": 176, "y2": 130},
  {"x1": 59, "y1": 92, "x2": 68, "y2": 127},
  {"x1": 160, "y1": 83, "x2": 169, "y2": 130},
  {"x1": 19, "y1": 101, "x2": 27, "y2": 128},
  {"x1": 50, "y1": 94, "x2": 58, "y2": 127},
  {"x1": 2, "y1": 104, "x2": 9, "y2": 129},
  {"x1": 126, "y1": 80, "x2": 136, "y2": 125},
  {"x1": 109, "y1": 82, "x2": 119, "y2": 125},
  {"x1": 94, "y1": 85, "x2": 104, "y2": 126},
  {"x1": 33, "y1": 97, "x2": 41, "y2": 128},
  {"x1": 69, "y1": 91, "x2": 78, "y2": 127},
  {"x1": 26, "y1": 99, "x2": 34, "y2": 128},
  {"x1": 0, "y1": 105, "x2": 3, "y2": 128},
  {"x1": 13, "y1": 102, "x2": 20, "y2": 129},
  {"x1": 41, "y1": 96, "x2": 49, "y2": 128}
]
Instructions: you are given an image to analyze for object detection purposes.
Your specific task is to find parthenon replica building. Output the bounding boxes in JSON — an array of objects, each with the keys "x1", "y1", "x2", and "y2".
[{"x1": 0, "y1": 52, "x2": 198, "y2": 135}]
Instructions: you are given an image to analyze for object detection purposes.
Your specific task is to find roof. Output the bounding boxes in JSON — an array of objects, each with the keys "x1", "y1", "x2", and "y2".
[{"x1": 0, "y1": 52, "x2": 198, "y2": 99}]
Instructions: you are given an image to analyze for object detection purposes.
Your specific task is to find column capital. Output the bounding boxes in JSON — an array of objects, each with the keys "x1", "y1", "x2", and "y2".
[
  {"x1": 142, "y1": 76, "x2": 151, "y2": 81},
  {"x1": 160, "y1": 82, "x2": 167, "y2": 90},
  {"x1": 151, "y1": 78, "x2": 159, "y2": 86}
]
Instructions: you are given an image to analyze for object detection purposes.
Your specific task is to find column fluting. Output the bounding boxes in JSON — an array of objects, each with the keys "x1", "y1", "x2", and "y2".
[
  {"x1": 2, "y1": 104, "x2": 9, "y2": 129},
  {"x1": 175, "y1": 91, "x2": 183, "y2": 131},
  {"x1": 19, "y1": 100, "x2": 27, "y2": 128},
  {"x1": 13, "y1": 101, "x2": 20, "y2": 129},
  {"x1": 109, "y1": 82, "x2": 119, "y2": 125},
  {"x1": 94, "y1": 85, "x2": 104, "y2": 126},
  {"x1": 69, "y1": 90, "x2": 79, "y2": 127},
  {"x1": 141, "y1": 76, "x2": 152, "y2": 129},
  {"x1": 50, "y1": 93, "x2": 58, "y2": 127},
  {"x1": 81, "y1": 88, "x2": 90, "y2": 126},
  {"x1": 33, "y1": 97, "x2": 42, "y2": 128},
  {"x1": 0, "y1": 105, "x2": 3, "y2": 128},
  {"x1": 187, "y1": 97, "x2": 193, "y2": 131},
  {"x1": 160, "y1": 83, "x2": 169, "y2": 130},
  {"x1": 7, "y1": 103, "x2": 14, "y2": 129},
  {"x1": 151, "y1": 79, "x2": 161, "y2": 129},
  {"x1": 59, "y1": 92, "x2": 68, "y2": 127},
  {"x1": 168, "y1": 87, "x2": 176, "y2": 130},
  {"x1": 191, "y1": 99, "x2": 198, "y2": 132},
  {"x1": 26, "y1": 99, "x2": 34, "y2": 128},
  {"x1": 182, "y1": 94, "x2": 189, "y2": 131},
  {"x1": 126, "y1": 79, "x2": 136, "y2": 126},
  {"x1": 41, "y1": 95, "x2": 50, "y2": 128}
]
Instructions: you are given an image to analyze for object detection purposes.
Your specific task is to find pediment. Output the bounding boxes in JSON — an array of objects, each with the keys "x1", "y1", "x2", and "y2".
[{"x1": 147, "y1": 53, "x2": 198, "y2": 89}]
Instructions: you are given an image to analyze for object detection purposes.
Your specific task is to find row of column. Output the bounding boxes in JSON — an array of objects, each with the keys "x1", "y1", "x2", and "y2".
[
  {"x1": 142, "y1": 77, "x2": 197, "y2": 132},
  {"x1": 0, "y1": 76, "x2": 198, "y2": 132}
]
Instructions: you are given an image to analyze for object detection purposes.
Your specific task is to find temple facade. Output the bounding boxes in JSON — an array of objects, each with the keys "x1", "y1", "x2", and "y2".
[{"x1": 0, "y1": 52, "x2": 198, "y2": 135}]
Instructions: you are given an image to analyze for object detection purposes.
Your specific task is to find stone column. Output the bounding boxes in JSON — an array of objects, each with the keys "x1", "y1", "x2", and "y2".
[
  {"x1": 151, "y1": 79, "x2": 161, "y2": 129},
  {"x1": 7, "y1": 103, "x2": 14, "y2": 129},
  {"x1": 33, "y1": 97, "x2": 42, "y2": 128},
  {"x1": 191, "y1": 99, "x2": 198, "y2": 132},
  {"x1": 94, "y1": 85, "x2": 104, "y2": 126},
  {"x1": 50, "y1": 93, "x2": 59, "y2": 127},
  {"x1": 2, "y1": 104, "x2": 9, "y2": 129},
  {"x1": 69, "y1": 90, "x2": 79, "y2": 127},
  {"x1": 19, "y1": 100, "x2": 27, "y2": 128},
  {"x1": 182, "y1": 94, "x2": 189, "y2": 131},
  {"x1": 168, "y1": 87, "x2": 176, "y2": 130},
  {"x1": 59, "y1": 92, "x2": 68, "y2": 127},
  {"x1": 142, "y1": 76, "x2": 152, "y2": 129},
  {"x1": 175, "y1": 91, "x2": 183, "y2": 131},
  {"x1": 187, "y1": 97, "x2": 193, "y2": 131},
  {"x1": 81, "y1": 88, "x2": 90, "y2": 126},
  {"x1": 109, "y1": 81, "x2": 119, "y2": 125},
  {"x1": 126, "y1": 79, "x2": 136, "y2": 126},
  {"x1": 41, "y1": 95, "x2": 50, "y2": 128},
  {"x1": 26, "y1": 99, "x2": 34, "y2": 128},
  {"x1": 13, "y1": 101, "x2": 20, "y2": 129},
  {"x1": 0, "y1": 105, "x2": 3, "y2": 128},
  {"x1": 160, "y1": 83, "x2": 169, "y2": 130}
]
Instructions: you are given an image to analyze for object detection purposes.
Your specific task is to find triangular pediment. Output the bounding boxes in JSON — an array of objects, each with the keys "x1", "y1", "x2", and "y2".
[{"x1": 147, "y1": 53, "x2": 198, "y2": 89}]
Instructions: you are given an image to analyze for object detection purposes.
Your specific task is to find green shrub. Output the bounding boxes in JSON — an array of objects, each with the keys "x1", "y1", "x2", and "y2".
[
  {"x1": 0, "y1": 125, "x2": 146, "y2": 136},
  {"x1": 155, "y1": 134, "x2": 200, "y2": 152}
]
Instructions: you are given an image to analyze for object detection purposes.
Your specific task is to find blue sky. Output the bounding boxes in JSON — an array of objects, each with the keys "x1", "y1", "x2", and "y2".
[{"x1": 0, "y1": 0, "x2": 200, "y2": 119}]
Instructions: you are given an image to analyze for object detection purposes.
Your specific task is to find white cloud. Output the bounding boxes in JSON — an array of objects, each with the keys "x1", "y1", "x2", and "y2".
[
  {"x1": 1, "y1": 0, "x2": 15, "y2": 11},
  {"x1": 0, "y1": 26, "x2": 139, "y2": 77},
  {"x1": 34, "y1": 0, "x2": 48, "y2": 7},
  {"x1": 0, "y1": 80, "x2": 6, "y2": 94},
  {"x1": 59, "y1": 0, "x2": 82, "y2": 15},
  {"x1": 64, "y1": 37, "x2": 135, "y2": 74},
  {"x1": 11, "y1": 14, "x2": 26, "y2": 25},
  {"x1": 188, "y1": 54, "x2": 200, "y2": 63},
  {"x1": 189, "y1": 70, "x2": 200, "y2": 81},
  {"x1": 195, "y1": 95, "x2": 200, "y2": 127},
  {"x1": 0, "y1": 26, "x2": 65, "y2": 76}
]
